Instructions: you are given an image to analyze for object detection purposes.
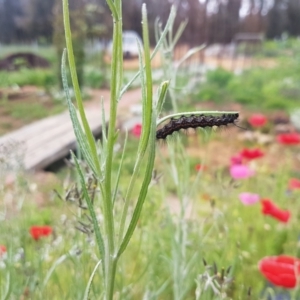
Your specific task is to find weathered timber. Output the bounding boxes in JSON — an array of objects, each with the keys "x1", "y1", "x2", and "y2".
[{"x1": 0, "y1": 108, "x2": 104, "y2": 171}]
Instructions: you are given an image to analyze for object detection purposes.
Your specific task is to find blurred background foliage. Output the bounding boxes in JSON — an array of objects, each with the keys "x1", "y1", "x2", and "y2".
[
  {"x1": 0, "y1": 0, "x2": 300, "y2": 105},
  {"x1": 0, "y1": 0, "x2": 300, "y2": 45}
]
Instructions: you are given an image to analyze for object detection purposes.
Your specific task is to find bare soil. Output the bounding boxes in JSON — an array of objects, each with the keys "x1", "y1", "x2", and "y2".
[{"x1": 105, "y1": 46, "x2": 276, "y2": 71}]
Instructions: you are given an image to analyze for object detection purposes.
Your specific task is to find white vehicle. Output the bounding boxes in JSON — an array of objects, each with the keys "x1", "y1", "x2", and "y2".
[{"x1": 108, "y1": 31, "x2": 142, "y2": 59}]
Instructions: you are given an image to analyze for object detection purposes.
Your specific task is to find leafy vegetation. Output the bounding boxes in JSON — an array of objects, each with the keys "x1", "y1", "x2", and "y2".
[
  {"x1": 194, "y1": 64, "x2": 300, "y2": 110},
  {"x1": 2, "y1": 123, "x2": 300, "y2": 299},
  {"x1": 193, "y1": 39, "x2": 300, "y2": 111},
  {"x1": 0, "y1": 69, "x2": 56, "y2": 88}
]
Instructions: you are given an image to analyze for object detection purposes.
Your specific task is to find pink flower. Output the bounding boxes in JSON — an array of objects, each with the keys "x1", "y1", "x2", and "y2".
[
  {"x1": 230, "y1": 153, "x2": 243, "y2": 165},
  {"x1": 230, "y1": 165, "x2": 255, "y2": 179},
  {"x1": 239, "y1": 192, "x2": 260, "y2": 205},
  {"x1": 248, "y1": 114, "x2": 267, "y2": 127},
  {"x1": 195, "y1": 164, "x2": 207, "y2": 171},
  {"x1": 0, "y1": 245, "x2": 6, "y2": 257},
  {"x1": 131, "y1": 124, "x2": 142, "y2": 138},
  {"x1": 289, "y1": 178, "x2": 300, "y2": 190}
]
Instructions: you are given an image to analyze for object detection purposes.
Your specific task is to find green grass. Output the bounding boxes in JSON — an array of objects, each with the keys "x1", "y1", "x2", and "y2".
[
  {"x1": 0, "y1": 68, "x2": 57, "y2": 88},
  {"x1": 1, "y1": 130, "x2": 300, "y2": 299},
  {"x1": 5, "y1": 101, "x2": 64, "y2": 122}
]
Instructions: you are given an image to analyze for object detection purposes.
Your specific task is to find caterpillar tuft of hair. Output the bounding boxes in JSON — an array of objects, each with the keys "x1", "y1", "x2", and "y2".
[{"x1": 156, "y1": 113, "x2": 239, "y2": 140}]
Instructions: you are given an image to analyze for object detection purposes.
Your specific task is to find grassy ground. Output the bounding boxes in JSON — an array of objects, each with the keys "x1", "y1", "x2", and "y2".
[{"x1": 1, "y1": 115, "x2": 300, "y2": 298}]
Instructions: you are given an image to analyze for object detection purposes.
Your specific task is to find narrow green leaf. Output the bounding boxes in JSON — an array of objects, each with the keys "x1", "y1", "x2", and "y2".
[
  {"x1": 120, "y1": 5, "x2": 177, "y2": 97},
  {"x1": 83, "y1": 259, "x2": 102, "y2": 300},
  {"x1": 1, "y1": 271, "x2": 11, "y2": 300},
  {"x1": 42, "y1": 254, "x2": 68, "y2": 289},
  {"x1": 72, "y1": 153, "x2": 106, "y2": 269},
  {"x1": 117, "y1": 116, "x2": 156, "y2": 257},
  {"x1": 101, "y1": 98, "x2": 107, "y2": 147},
  {"x1": 62, "y1": 0, "x2": 100, "y2": 176},
  {"x1": 118, "y1": 3, "x2": 156, "y2": 250},
  {"x1": 117, "y1": 4, "x2": 153, "y2": 244},
  {"x1": 61, "y1": 51, "x2": 99, "y2": 177},
  {"x1": 176, "y1": 45, "x2": 206, "y2": 69},
  {"x1": 102, "y1": 0, "x2": 123, "y2": 260},
  {"x1": 171, "y1": 19, "x2": 188, "y2": 49},
  {"x1": 141, "y1": 3, "x2": 153, "y2": 145},
  {"x1": 156, "y1": 80, "x2": 170, "y2": 116},
  {"x1": 137, "y1": 39, "x2": 146, "y2": 131},
  {"x1": 112, "y1": 131, "x2": 128, "y2": 206}
]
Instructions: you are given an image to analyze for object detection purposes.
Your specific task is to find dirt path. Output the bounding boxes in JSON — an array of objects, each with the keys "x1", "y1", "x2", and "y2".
[
  {"x1": 0, "y1": 86, "x2": 143, "y2": 135},
  {"x1": 86, "y1": 88, "x2": 142, "y2": 113}
]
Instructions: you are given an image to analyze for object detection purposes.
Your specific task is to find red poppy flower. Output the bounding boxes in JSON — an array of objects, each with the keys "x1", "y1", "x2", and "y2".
[
  {"x1": 289, "y1": 178, "x2": 300, "y2": 190},
  {"x1": 261, "y1": 199, "x2": 290, "y2": 223},
  {"x1": 259, "y1": 255, "x2": 300, "y2": 288},
  {"x1": 195, "y1": 164, "x2": 207, "y2": 171},
  {"x1": 30, "y1": 226, "x2": 52, "y2": 241},
  {"x1": 131, "y1": 124, "x2": 142, "y2": 138},
  {"x1": 0, "y1": 245, "x2": 6, "y2": 256},
  {"x1": 240, "y1": 148, "x2": 264, "y2": 160},
  {"x1": 277, "y1": 133, "x2": 300, "y2": 145},
  {"x1": 248, "y1": 114, "x2": 267, "y2": 127}
]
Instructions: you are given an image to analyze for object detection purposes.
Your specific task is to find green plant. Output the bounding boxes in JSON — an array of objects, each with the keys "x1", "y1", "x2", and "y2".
[
  {"x1": 193, "y1": 68, "x2": 234, "y2": 104},
  {"x1": 192, "y1": 48, "x2": 300, "y2": 111},
  {"x1": 206, "y1": 68, "x2": 233, "y2": 89},
  {"x1": 62, "y1": 0, "x2": 237, "y2": 299},
  {"x1": 84, "y1": 67, "x2": 105, "y2": 88},
  {"x1": 0, "y1": 69, "x2": 56, "y2": 88},
  {"x1": 62, "y1": 1, "x2": 158, "y2": 298}
]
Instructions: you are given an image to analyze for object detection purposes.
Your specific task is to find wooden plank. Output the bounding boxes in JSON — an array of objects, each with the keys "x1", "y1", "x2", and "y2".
[
  {"x1": 0, "y1": 88, "x2": 142, "y2": 171},
  {"x1": 0, "y1": 107, "x2": 105, "y2": 171},
  {"x1": 25, "y1": 109, "x2": 105, "y2": 170},
  {"x1": 0, "y1": 112, "x2": 70, "y2": 144}
]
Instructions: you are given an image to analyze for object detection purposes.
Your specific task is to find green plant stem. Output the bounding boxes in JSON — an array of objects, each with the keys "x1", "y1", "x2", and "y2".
[
  {"x1": 115, "y1": 44, "x2": 147, "y2": 229},
  {"x1": 117, "y1": 3, "x2": 157, "y2": 260},
  {"x1": 103, "y1": 0, "x2": 122, "y2": 298},
  {"x1": 106, "y1": 257, "x2": 118, "y2": 299},
  {"x1": 117, "y1": 4, "x2": 153, "y2": 246}
]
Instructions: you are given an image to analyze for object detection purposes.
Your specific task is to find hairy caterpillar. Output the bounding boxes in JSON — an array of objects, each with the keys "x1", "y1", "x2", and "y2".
[{"x1": 156, "y1": 113, "x2": 239, "y2": 140}]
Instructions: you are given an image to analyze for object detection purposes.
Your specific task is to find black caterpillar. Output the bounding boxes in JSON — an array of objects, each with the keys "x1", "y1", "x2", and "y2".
[{"x1": 156, "y1": 113, "x2": 239, "y2": 140}]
